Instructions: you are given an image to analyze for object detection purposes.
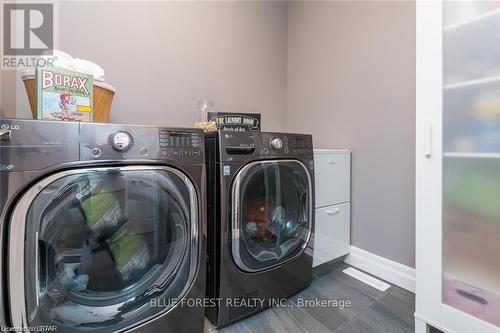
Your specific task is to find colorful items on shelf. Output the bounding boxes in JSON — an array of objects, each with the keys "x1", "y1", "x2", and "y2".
[{"x1": 473, "y1": 91, "x2": 500, "y2": 152}]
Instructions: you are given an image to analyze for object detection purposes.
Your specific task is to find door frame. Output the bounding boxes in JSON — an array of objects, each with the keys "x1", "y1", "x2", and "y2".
[
  {"x1": 230, "y1": 159, "x2": 313, "y2": 273},
  {"x1": 7, "y1": 165, "x2": 199, "y2": 331}
]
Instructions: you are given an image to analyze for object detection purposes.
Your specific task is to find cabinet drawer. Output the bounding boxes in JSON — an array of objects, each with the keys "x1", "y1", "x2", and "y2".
[
  {"x1": 314, "y1": 151, "x2": 350, "y2": 208},
  {"x1": 313, "y1": 203, "x2": 350, "y2": 267}
]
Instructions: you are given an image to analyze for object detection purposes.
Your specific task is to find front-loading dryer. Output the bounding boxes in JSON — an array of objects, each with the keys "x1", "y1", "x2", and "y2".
[
  {"x1": 0, "y1": 119, "x2": 206, "y2": 332},
  {"x1": 204, "y1": 131, "x2": 315, "y2": 328}
]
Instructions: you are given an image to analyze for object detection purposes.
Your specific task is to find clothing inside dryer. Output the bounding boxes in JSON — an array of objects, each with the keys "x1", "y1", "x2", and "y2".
[
  {"x1": 23, "y1": 169, "x2": 196, "y2": 331},
  {"x1": 240, "y1": 162, "x2": 310, "y2": 263}
]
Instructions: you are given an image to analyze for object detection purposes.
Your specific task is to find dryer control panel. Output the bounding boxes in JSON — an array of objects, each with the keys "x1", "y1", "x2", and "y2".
[
  {"x1": 158, "y1": 129, "x2": 203, "y2": 158},
  {"x1": 80, "y1": 123, "x2": 204, "y2": 163}
]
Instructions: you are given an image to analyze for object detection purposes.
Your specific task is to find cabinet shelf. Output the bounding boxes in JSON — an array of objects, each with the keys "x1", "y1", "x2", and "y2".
[
  {"x1": 444, "y1": 75, "x2": 500, "y2": 90},
  {"x1": 444, "y1": 8, "x2": 500, "y2": 32},
  {"x1": 444, "y1": 152, "x2": 500, "y2": 159}
]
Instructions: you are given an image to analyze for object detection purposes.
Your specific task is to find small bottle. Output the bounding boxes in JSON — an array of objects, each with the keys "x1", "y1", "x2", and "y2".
[
  {"x1": 195, "y1": 100, "x2": 217, "y2": 131},
  {"x1": 197, "y1": 100, "x2": 214, "y2": 122}
]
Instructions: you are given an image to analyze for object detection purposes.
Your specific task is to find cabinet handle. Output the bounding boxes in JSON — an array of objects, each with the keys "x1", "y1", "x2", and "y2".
[
  {"x1": 327, "y1": 159, "x2": 336, "y2": 164},
  {"x1": 424, "y1": 118, "x2": 432, "y2": 158},
  {"x1": 326, "y1": 208, "x2": 340, "y2": 216}
]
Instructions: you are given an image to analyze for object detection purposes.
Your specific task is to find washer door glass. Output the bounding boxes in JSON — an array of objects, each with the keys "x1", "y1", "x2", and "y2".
[
  {"x1": 232, "y1": 160, "x2": 312, "y2": 272},
  {"x1": 10, "y1": 167, "x2": 198, "y2": 333}
]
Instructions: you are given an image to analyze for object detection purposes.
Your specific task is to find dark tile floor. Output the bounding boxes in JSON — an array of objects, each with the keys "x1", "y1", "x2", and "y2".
[{"x1": 205, "y1": 262, "x2": 415, "y2": 333}]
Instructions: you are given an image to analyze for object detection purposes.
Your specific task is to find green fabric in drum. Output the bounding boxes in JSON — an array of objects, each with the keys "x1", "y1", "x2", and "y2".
[{"x1": 81, "y1": 191, "x2": 122, "y2": 231}]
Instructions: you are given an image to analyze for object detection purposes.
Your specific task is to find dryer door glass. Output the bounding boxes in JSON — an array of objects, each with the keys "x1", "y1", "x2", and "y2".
[
  {"x1": 9, "y1": 167, "x2": 198, "y2": 333},
  {"x1": 232, "y1": 160, "x2": 312, "y2": 272}
]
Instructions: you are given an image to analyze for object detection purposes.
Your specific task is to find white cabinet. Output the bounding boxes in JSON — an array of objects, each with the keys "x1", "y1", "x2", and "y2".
[
  {"x1": 416, "y1": 2, "x2": 500, "y2": 332},
  {"x1": 313, "y1": 149, "x2": 351, "y2": 267},
  {"x1": 313, "y1": 203, "x2": 350, "y2": 267},
  {"x1": 314, "y1": 150, "x2": 350, "y2": 208}
]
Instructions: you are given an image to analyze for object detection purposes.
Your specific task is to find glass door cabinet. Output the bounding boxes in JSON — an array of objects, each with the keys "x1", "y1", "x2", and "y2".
[{"x1": 416, "y1": 1, "x2": 500, "y2": 332}]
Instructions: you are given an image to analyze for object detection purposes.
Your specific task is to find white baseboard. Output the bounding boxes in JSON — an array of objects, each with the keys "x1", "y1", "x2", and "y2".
[{"x1": 344, "y1": 246, "x2": 416, "y2": 293}]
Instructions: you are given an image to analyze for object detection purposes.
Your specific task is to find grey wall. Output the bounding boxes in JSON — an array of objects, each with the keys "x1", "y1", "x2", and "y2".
[
  {"x1": 0, "y1": 71, "x2": 17, "y2": 118},
  {"x1": 0, "y1": 6, "x2": 17, "y2": 119},
  {"x1": 1, "y1": 1, "x2": 417, "y2": 267},
  {"x1": 286, "y1": 1, "x2": 416, "y2": 267},
  {"x1": 11, "y1": 1, "x2": 288, "y2": 131}
]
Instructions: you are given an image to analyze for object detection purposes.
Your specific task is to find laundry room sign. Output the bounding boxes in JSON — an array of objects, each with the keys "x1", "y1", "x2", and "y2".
[{"x1": 207, "y1": 112, "x2": 261, "y2": 132}]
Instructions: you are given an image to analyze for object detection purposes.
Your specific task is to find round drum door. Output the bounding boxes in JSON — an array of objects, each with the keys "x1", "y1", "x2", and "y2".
[
  {"x1": 8, "y1": 166, "x2": 199, "y2": 332},
  {"x1": 231, "y1": 160, "x2": 312, "y2": 272}
]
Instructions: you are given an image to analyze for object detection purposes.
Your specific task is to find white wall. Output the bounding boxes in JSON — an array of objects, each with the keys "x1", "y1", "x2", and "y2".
[
  {"x1": 287, "y1": 1, "x2": 416, "y2": 267},
  {"x1": 10, "y1": 1, "x2": 288, "y2": 131}
]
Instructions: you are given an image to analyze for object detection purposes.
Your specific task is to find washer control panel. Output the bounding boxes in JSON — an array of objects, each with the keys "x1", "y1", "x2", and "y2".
[
  {"x1": 261, "y1": 133, "x2": 290, "y2": 156},
  {"x1": 219, "y1": 131, "x2": 312, "y2": 161},
  {"x1": 261, "y1": 133, "x2": 312, "y2": 156},
  {"x1": 290, "y1": 135, "x2": 313, "y2": 154},
  {"x1": 80, "y1": 123, "x2": 204, "y2": 163}
]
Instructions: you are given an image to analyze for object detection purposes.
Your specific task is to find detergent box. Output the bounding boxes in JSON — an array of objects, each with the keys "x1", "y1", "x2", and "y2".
[{"x1": 36, "y1": 66, "x2": 94, "y2": 122}]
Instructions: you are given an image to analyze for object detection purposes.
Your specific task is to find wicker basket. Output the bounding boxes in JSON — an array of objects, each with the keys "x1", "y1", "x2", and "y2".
[{"x1": 22, "y1": 75, "x2": 115, "y2": 123}]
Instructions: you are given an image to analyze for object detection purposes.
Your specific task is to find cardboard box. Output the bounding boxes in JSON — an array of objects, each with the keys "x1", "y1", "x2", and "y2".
[{"x1": 36, "y1": 66, "x2": 94, "y2": 122}]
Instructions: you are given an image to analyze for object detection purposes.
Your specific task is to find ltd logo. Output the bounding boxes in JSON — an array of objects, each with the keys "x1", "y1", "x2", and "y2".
[
  {"x1": 0, "y1": 124, "x2": 20, "y2": 130},
  {"x1": 2, "y1": 2, "x2": 53, "y2": 56}
]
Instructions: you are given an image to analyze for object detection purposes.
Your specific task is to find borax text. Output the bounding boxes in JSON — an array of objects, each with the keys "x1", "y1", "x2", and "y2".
[{"x1": 42, "y1": 70, "x2": 90, "y2": 95}]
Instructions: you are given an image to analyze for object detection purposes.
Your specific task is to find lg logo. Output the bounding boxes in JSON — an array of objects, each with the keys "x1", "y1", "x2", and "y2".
[
  {"x1": 2, "y1": 3, "x2": 53, "y2": 56},
  {"x1": 0, "y1": 124, "x2": 20, "y2": 130},
  {"x1": 0, "y1": 164, "x2": 14, "y2": 171}
]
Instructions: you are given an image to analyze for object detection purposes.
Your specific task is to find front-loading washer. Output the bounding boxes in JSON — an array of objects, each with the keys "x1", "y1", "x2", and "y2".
[
  {"x1": 204, "y1": 131, "x2": 315, "y2": 328},
  {"x1": 0, "y1": 119, "x2": 206, "y2": 332}
]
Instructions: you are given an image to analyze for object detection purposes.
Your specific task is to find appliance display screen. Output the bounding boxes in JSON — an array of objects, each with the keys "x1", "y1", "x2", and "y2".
[{"x1": 166, "y1": 132, "x2": 193, "y2": 137}]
